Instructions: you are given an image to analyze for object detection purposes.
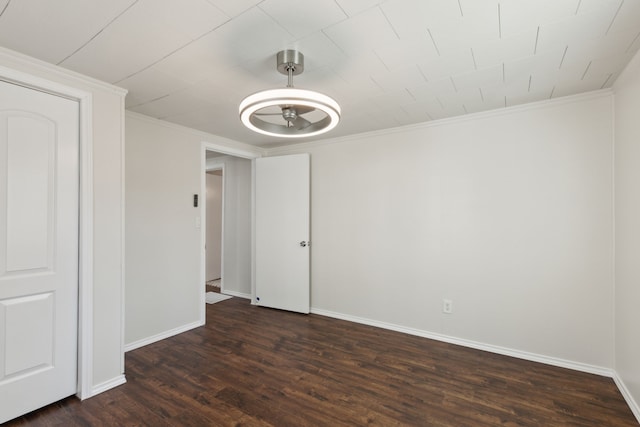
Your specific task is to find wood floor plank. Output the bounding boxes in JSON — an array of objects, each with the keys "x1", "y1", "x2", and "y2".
[{"x1": 5, "y1": 298, "x2": 638, "y2": 426}]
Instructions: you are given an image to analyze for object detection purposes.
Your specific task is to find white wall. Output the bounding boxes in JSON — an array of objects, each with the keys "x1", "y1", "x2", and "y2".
[
  {"x1": 125, "y1": 113, "x2": 260, "y2": 347},
  {"x1": 0, "y1": 47, "x2": 126, "y2": 393},
  {"x1": 206, "y1": 156, "x2": 252, "y2": 297},
  {"x1": 613, "y1": 50, "x2": 640, "y2": 417},
  {"x1": 125, "y1": 113, "x2": 200, "y2": 346},
  {"x1": 205, "y1": 173, "x2": 222, "y2": 281},
  {"x1": 270, "y1": 92, "x2": 615, "y2": 370}
]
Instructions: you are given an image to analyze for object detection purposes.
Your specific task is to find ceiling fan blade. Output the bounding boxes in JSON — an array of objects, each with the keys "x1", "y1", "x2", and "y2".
[
  {"x1": 291, "y1": 116, "x2": 311, "y2": 130},
  {"x1": 254, "y1": 112, "x2": 284, "y2": 116},
  {"x1": 279, "y1": 104, "x2": 315, "y2": 115},
  {"x1": 295, "y1": 105, "x2": 315, "y2": 115}
]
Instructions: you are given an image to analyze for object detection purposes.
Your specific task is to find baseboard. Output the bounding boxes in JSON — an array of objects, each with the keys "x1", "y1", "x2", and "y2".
[
  {"x1": 124, "y1": 320, "x2": 203, "y2": 352},
  {"x1": 221, "y1": 289, "x2": 251, "y2": 300},
  {"x1": 87, "y1": 375, "x2": 126, "y2": 398},
  {"x1": 310, "y1": 307, "x2": 613, "y2": 378},
  {"x1": 612, "y1": 372, "x2": 640, "y2": 423}
]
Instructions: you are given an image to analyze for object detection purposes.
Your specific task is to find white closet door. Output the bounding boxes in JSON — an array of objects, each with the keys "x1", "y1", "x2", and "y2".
[
  {"x1": 255, "y1": 154, "x2": 310, "y2": 314},
  {"x1": 0, "y1": 80, "x2": 79, "y2": 423}
]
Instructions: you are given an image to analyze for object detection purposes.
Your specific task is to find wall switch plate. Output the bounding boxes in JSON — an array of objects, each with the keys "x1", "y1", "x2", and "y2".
[{"x1": 443, "y1": 299, "x2": 453, "y2": 314}]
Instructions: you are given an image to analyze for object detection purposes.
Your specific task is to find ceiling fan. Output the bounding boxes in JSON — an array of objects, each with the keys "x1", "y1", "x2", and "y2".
[{"x1": 239, "y1": 50, "x2": 341, "y2": 138}]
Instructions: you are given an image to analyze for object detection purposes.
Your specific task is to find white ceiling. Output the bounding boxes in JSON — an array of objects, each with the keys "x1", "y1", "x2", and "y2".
[{"x1": 0, "y1": 0, "x2": 638, "y2": 147}]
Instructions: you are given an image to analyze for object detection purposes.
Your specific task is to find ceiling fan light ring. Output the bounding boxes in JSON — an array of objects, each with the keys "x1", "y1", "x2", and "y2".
[
  {"x1": 239, "y1": 88, "x2": 341, "y2": 138},
  {"x1": 239, "y1": 88, "x2": 341, "y2": 115}
]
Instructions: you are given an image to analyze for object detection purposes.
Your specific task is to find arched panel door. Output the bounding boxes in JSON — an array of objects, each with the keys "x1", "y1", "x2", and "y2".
[{"x1": 0, "y1": 80, "x2": 79, "y2": 423}]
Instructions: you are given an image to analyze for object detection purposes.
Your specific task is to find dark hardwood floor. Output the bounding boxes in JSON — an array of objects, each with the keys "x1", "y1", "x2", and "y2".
[{"x1": 7, "y1": 297, "x2": 638, "y2": 426}]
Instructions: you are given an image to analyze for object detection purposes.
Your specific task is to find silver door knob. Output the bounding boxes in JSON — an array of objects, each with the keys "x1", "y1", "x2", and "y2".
[{"x1": 300, "y1": 241, "x2": 307, "y2": 247}]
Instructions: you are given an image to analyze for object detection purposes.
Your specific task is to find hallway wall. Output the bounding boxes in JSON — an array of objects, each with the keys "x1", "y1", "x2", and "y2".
[{"x1": 205, "y1": 172, "x2": 222, "y2": 281}]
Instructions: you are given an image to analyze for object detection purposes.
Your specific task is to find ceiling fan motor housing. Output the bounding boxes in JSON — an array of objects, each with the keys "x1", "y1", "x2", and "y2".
[
  {"x1": 277, "y1": 50, "x2": 304, "y2": 76},
  {"x1": 282, "y1": 107, "x2": 298, "y2": 121}
]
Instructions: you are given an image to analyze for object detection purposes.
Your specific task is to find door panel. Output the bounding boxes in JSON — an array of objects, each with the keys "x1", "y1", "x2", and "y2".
[
  {"x1": 6, "y1": 115, "x2": 54, "y2": 272},
  {"x1": 1, "y1": 293, "x2": 54, "y2": 378},
  {"x1": 255, "y1": 154, "x2": 310, "y2": 314},
  {"x1": 0, "y1": 80, "x2": 79, "y2": 424}
]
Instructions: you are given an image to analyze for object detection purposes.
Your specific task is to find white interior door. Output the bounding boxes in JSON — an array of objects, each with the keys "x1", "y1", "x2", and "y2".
[
  {"x1": 255, "y1": 154, "x2": 310, "y2": 314},
  {"x1": 0, "y1": 80, "x2": 79, "y2": 423}
]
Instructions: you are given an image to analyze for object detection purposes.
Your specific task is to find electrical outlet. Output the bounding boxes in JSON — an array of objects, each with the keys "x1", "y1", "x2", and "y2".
[{"x1": 443, "y1": 299, "x2": 453, "y2": 314}]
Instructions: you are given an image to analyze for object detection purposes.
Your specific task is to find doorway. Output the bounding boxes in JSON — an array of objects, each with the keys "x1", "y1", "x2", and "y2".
[{"x1": 199, "y1": 142, "x2": 258, "y2": 323}]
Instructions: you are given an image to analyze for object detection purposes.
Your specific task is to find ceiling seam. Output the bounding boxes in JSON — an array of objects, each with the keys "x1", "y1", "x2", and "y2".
[
  {"x1": 321, "y1": 29, "x2": 347, "y2": 56},
  {"x1": 601, "y1": 73, "x2": 613, "y2": 89},
  {"x1": 57, "y1": 0, "x2": 140, "y2": 67},
  {"x1": 113, "y1": 16, "x2": 234, "y2": 85},
  {"x1": 256, "y1": 6, "x2": 296, "y2": 39},
  {"x1": 581, "y1": 60, "x2": 592, "y2": 80},
  {"x1": 605, "y1": 0, "x2": 624, "y2": 35},
  {"x1": 470, "y1": 48, "x2": 478, "y2": 70},
  {"x1": 379, "y1": 6, "x2": 400, "y2": 40},
  {"x1": 0, "y1": 0, "x2": 11, "y2": 18},
  {"x1": 625, "y1": 31, "x2": 640, "y2": 52},
  {"x1": 373, "y1": 50, "x2": 391, "y2": 72},
  {"x1": 201, "y1": 0, "x2": 228, "y2": 18},
  {"x1": 369, "y1": 76, "x2": 384, "y2": 91},
  {"x1": 417, "y1": 65, "x2": 429, "y2": 83},
  {"x1": 127, "y1": 93, "x2": 170, "y2": 110},
  {"x1": 427, "y1": 29, "x2": 441, "y2": 56},
  {"x1": 498, "y1": 3, "x2": 502, "y2": 39},
  {"x1": 450, "y1": 76, "x2": 458, "y2": 92},
  {"x1": 559, "y1": 46, "x2": 569, "y2": 69},
  {"x1": 332, "y1": 0, "x2": 348, "y2": 18}
]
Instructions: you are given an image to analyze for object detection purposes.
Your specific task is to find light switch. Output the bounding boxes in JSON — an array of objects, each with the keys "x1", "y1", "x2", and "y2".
[{"x1": 195, "y1": 216, "x2": 201, "y2": 229}]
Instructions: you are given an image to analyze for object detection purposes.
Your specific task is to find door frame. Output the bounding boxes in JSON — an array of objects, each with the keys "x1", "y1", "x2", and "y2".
[
  {"x1": 199, "y1": 142, "x2": 261, "y2": 324},
  {"x1": 0, "y1": 65, "x2": 95, "y2": 400}
]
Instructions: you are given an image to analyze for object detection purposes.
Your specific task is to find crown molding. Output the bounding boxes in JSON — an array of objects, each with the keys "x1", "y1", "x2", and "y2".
[
  {"x1": 0, "y1": 46, "x2": 127, "y2": 96},
  {"x1": 126, "y1": 111, "x2": 266, "y2": 157},
  {"x1": 266, "y1": 89, "x2": 614, "y2": 156}
]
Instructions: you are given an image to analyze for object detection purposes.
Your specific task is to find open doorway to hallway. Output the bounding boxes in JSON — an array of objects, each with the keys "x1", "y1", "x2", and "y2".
[{"x1": 201, "y1": 146, "x2": 253, "y2": 310}]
